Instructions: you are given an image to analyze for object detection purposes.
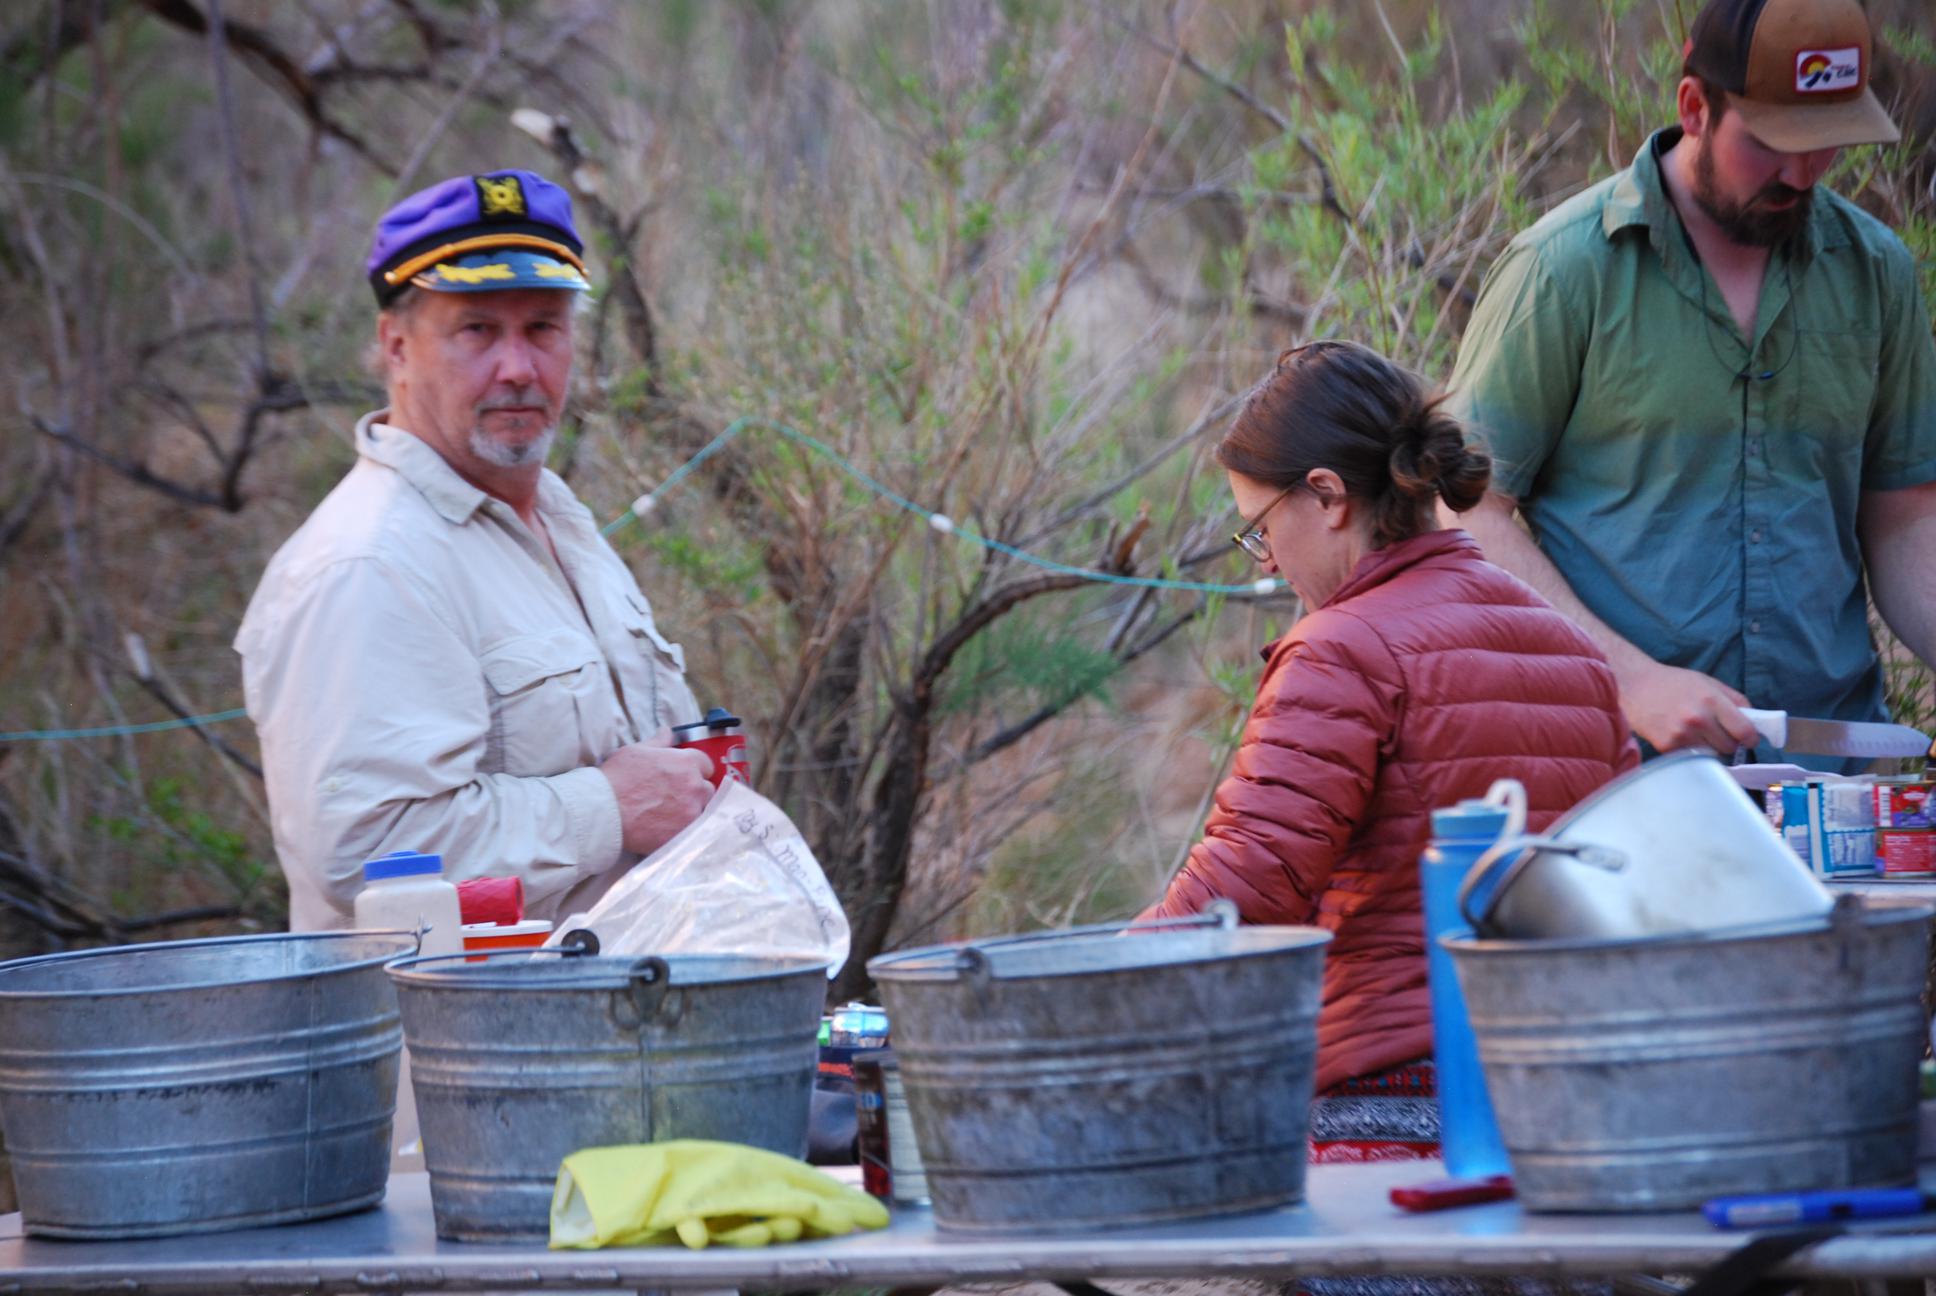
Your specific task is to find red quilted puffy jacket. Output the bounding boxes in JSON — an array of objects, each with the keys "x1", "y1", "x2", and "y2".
[{"x1": 1143, "y1": 528, "x2": 1638, "y2": 1091}]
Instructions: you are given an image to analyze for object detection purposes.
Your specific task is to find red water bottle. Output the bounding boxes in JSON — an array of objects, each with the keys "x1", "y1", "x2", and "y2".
[{"x1": 671, "y1": 707, "x2": 751, "y2": 787}]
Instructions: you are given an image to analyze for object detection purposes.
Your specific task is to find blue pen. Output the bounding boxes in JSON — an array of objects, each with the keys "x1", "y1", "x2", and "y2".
[{"x1": 1703, "y1": 1187, "x2": 1930, "y2": 1229}]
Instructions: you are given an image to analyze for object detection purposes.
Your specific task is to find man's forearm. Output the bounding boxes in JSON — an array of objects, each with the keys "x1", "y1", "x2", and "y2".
[
  {"x1": 1861, "y1": 483, "x2": 1936, "y2": 671},
  {"x1": 1449, "y1": 497, "x2": 1653, "y2": 681}
]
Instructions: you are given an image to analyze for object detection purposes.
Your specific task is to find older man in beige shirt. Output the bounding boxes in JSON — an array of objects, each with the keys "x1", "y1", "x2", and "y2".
[{"x1": 236, "y1": 169, "x2": 712, "y2": 930}]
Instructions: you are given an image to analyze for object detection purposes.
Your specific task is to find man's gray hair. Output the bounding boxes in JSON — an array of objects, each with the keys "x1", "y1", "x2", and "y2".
[{"x1": 365, "y1": 284, "x2": 590, "y2": 382}]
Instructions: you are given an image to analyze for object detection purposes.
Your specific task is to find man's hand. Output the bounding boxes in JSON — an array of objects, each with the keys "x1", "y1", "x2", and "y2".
[
  {"x1": 598, "y1": 733, "x2": 714, "y2": 857},
  {"x1": 1615, "y1": 659, "x2": 1761, "y2": 756}
]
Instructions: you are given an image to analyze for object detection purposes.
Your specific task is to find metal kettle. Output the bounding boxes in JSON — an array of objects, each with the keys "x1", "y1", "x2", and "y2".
[{"x1": 1457, "y1": 752, "x2": 1834, "y2": 941}]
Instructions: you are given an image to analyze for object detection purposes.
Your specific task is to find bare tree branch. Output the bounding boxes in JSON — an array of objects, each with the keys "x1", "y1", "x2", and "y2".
[
  {"x1": 30, "y1": 416, "x2": 228, "y2": 509},
  {"x1": 202, "y1": 0, "x2": 274, "y2": 380},
  {"x1": 0, "y1": 465, "x2": 54, "y2": 560},
  {"x1": 123, "y1": 669, "x2": 263, "y2": 782},
  {"x1": 135, "y1": 0, "x2": 392, "y2": 173},
  {"x1": 0, "y1": 0, "x2": 120, "y2": 89},
  {"x1": 517, "y1": 111, "x2": 661, "y2": 388},
  {"x1": 1108, "y1": 10, "x2": 1359, "y2": 228}
]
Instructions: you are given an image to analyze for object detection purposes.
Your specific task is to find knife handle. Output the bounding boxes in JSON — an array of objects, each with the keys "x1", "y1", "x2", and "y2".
[{"x1": 1740, "y1": 708, "x2": 1787, "y2": 750}]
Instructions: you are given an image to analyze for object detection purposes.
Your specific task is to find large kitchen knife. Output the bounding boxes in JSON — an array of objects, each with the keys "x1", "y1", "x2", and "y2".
[{"x1": 1742, "y1": 708, "x2": 1933, "y2": 758}]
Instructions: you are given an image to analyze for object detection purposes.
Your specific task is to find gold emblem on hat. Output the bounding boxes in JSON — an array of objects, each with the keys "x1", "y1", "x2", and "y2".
[
  {"x1": 476, "y1": 175, "x2": 526, "y2": 217},
  {"x1": 421, "y1": 261, "x2": 517, "y2": 286}
]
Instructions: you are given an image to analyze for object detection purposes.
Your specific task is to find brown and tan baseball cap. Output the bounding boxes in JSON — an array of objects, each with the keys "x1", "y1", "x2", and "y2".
[{"x1": 1685, "y1": 0, "x2": 1900, "y2": 152}]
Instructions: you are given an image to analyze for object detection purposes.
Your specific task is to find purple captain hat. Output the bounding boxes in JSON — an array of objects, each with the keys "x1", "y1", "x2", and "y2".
[{"x1": 366, "y1": 169, "x2": 591, "y2": 305}]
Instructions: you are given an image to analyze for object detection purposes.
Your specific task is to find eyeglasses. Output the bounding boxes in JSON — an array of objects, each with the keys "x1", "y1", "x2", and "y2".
[{"x1": 1231, "y1": 485, "x2": 1300, "y2": 564}]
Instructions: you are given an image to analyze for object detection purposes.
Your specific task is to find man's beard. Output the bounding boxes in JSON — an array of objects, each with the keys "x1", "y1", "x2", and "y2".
[
  {"x1": 470, "y1": 423, "x2": 555, "y2": 468},
  {"x1": 468, "y1": 392, "x2": 556, "y2": 468},
  {"x1": 1692, "y1": 137, "x2": 1812, "y2": 248}
]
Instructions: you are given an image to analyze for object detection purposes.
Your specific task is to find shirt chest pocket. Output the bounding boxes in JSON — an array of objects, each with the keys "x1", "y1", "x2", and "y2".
[
  {"x1": 616, "y1": 598, "x2": 700, "y2": 732},
  {"x1": 479, "y1": 628, "x2": 613, "y2": 775},
  {"x1": 1786, "y1": 330, "x2": 1879, "y2": 474}
]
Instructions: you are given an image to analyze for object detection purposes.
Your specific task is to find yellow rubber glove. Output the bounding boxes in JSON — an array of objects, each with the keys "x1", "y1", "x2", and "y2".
[{"x1": 549, "y1": 1139, "x2": 891, "y2": 1250}]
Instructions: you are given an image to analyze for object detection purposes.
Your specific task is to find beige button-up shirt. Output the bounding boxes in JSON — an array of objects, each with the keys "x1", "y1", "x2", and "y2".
[{"x1": 235, "y1": 412, "x2": 700, "y2": 931}]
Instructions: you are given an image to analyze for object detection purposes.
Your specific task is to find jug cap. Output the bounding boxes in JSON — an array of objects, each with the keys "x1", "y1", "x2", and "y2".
[
  {"x1": 1431, "y1": 801, "x2": 1510, "y2": 839},
  {"x1": 364, "y1": 850, "x2": 444, "y2": 881}
]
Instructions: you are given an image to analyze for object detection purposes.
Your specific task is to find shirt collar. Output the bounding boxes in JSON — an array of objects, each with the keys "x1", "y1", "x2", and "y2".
[
  {"x1": 355, "y1": 411, "x2": 491, "y2": 525},
  {"x1": 1604, "y1": 126, "x2": 1842, "y2": 260},
  {"x1": 1257, "y1": 530, "x2": 1482, "y2": 660},
  {"x1": 356, "y1": 409, "x2": 599, "y2": 548},
  {"x1": 1321, "y1": 528, "x2": 1480, "y2": 609}
]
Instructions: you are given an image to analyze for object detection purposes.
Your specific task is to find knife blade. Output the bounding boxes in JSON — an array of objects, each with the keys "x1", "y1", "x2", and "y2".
[{"x1": 1742, "y1": 708, "x2": 1933, "y2": 758}]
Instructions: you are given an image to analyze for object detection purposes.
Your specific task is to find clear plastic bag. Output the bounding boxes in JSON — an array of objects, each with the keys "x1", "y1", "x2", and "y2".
[{"x1": 546, "y1": 779, "x2": 848, "y2": 978}]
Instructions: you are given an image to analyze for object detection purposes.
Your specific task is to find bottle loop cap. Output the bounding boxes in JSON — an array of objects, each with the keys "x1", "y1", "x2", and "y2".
[{"x1": 364, "y1": 850, "x2": 445, "y2": 881}]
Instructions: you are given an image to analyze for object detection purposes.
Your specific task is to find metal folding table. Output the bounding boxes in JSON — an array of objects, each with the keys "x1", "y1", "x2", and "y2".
[{"x1": 2, "y1": 1162, "x2": 1934, "y2": 1294}]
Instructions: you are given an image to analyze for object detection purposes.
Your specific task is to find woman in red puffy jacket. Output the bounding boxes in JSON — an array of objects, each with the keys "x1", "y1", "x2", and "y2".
[{"x1": 1142, "y1": 340, "x2": 1637, "y2": 1162}]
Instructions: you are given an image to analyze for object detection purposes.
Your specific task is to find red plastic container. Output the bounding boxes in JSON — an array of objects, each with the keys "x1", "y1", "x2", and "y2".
[{"x1": 672, "y1": 707, "x2": 751, "y2": 787}]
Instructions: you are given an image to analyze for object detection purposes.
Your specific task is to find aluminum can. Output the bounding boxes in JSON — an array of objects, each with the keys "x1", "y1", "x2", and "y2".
[
  {"x1": 671, "y1": 707, "x2": 751, "y2": 787},
  {"x1": 1878, "y1": 829, "x2": 1936, "y2": 877},
  {"x1": 817, "y1": 1002, "x2": 889, "y2": 1089},
  {"x1": 1875, "y1": 780, "x2": 1934, "y2": 829}
]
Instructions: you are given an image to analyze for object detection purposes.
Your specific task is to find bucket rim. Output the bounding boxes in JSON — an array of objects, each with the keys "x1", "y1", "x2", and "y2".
[
  {"x1": 1440, "y1": 898, "x2": 1935, "y2": 956},
  {"x1": 0, "y1": 928, "x2": 422, "y2": 999},
  {"x1": 385, "y1": 948, "x2": 831, "y2": 990},
  {"x1": 867, "y1": 921, "x2": 1332, "y2": 983}
]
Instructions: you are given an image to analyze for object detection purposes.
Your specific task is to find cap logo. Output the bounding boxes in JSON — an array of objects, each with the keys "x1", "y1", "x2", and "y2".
[
  {"x1": 1794, "y1": 47, "x2": 1860, "y2": 93},
  {"x1": 474, "y1": 174, "x2": 527, "y2": 218},
  {"x1": 422, "y1": 261, "x2": 516, "y2": 287}
]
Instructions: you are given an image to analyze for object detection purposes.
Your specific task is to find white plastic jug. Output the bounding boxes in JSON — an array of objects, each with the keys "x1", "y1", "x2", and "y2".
[{"x1": 353, "y1": 850, "x2": 460, "y2": 1170}]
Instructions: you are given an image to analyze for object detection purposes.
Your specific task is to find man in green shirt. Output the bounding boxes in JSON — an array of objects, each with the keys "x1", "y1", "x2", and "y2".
[{"x1": 1448, "y1": 0, "x2": 1936, "y2": 763}]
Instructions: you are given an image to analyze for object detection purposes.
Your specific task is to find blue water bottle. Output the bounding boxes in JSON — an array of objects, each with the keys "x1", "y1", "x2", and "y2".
[{"x1": 1420, "y1": 790, "x2": 1516, "y2": 1178}]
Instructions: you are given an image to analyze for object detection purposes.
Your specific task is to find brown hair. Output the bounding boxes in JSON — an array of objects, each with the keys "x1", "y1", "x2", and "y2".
[
  {"x1": 1215, "y1": 340, "x2": 1491, "y2": 548},
  {"x1": 1684, "y1": 71, "x2": 1732, "y2": 125}
]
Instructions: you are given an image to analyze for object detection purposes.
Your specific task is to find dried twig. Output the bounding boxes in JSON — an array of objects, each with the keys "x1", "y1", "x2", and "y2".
[
  {"x1": 138, "y1": 0, "x2": 390, "y2": 172},
  {"x1": 515, "y1": 110, "x2": 660, "y2": 386},
  {"x1": 0, "y1": 465, "x2": 54, "y2": 560},
  {"x1": 203, "y1": 0, "x2": 272, "y2": 380},
  {"x1": 29, "y1": 416, "x2": 227, "y2": 510}
]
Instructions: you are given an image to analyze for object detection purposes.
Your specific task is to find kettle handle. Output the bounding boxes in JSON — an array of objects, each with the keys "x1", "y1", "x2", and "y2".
[
  {"x1": 1482, "y1": 779, "x2": 1528, "y2": 839},
  {"x1": 1458, "y1": 832, "x2": 1547, "y2": 932},
  {"x1": 1458, "y1": 835, "x2": 1631, "y2": 933}
]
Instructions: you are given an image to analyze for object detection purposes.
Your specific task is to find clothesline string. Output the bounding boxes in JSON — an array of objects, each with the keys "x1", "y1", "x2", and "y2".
[{"x1": 4, "y1": 414, "x2": 1271, "y2": 743}]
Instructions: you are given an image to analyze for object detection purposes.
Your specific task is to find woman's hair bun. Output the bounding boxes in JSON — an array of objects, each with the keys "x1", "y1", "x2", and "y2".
[
  {"x1": 1217, "y1": 339, "x2": 1493, "y2": 546},
  {"x1": 1387, "y1": 396, "x2": 1490, "y2": 515}
]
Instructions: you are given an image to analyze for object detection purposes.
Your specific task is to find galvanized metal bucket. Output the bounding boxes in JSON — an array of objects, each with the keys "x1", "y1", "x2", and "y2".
[
  {"x1": 387, "y1": 949, "x2": 827, "y2": 1242},
  {"x1": 868, "y1": 905, "x2": 1331, "y2": 1234},
  {"x1": 1445, "y1": 896, "x2": 1932, "y2": 1211},
  {"x1": 0, "y1": 929, "x2": 416, "y2": 1238}
]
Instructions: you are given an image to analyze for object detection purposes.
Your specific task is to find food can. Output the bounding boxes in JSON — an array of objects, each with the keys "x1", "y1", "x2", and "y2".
[
  {"x1": 1875, "y1": 781, "x2": 1934, "y2": 829},
  {"x1": 816, "y1": 1002, "x2": 889, "y2": 1088},
  {"x1": 853, "y1": 1050, "x2": 892, "y2": 1199},
  {"x1": 1877, "y1": 829, "x2": 1936, "y2": 877},
  {"x1": 852, "y1": 1049, "x2": 927, "y2": 1207}
]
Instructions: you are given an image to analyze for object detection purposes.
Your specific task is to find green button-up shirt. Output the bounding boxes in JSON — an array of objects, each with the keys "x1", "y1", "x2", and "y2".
[{"x1": 1449, "y1": 128, "x2": 1936, "y2": 738}]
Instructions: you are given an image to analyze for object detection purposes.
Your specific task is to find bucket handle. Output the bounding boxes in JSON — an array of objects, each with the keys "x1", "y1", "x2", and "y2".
[
  {"x1": 612, "y1": 956, "x2": 675, "y2": 1031},
  {"x1": 1457, "y1": 835, "x2": 1628, "y2": 933},
  {"x1": 385, "y1": 939, "x2": 603, "y2": 974},
  {"x1": 935, "y1": 899, "x2": 1240, "y2": 983}
]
